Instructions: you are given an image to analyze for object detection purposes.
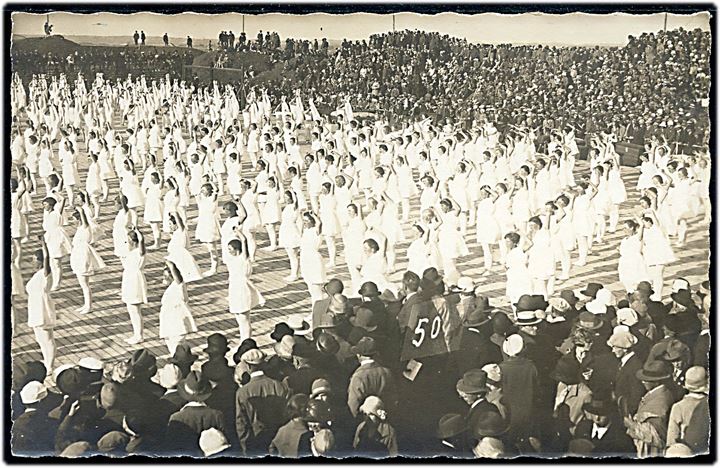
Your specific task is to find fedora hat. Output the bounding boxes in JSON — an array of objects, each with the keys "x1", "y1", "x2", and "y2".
[
  {"x1": 580, "y1": 282, "x2": 603, "y2": 299},
  {"x1": 358, "y1": 281, "x2": 381, "y2": 297},
  {"x1": 582, "y1": 398, "x2": 614, "y2": 416},
  {"x1": 471, "y1": 411, "x2": 508, "y2": 438},
  {"x1": 654, "y1": 339, "x2": 690, "y2": 363},
  {"x1": 310, "y1": 378, "x2": 333, "y2": 399},
  {"x1": 492, "y1": 312, "x2": 516, "y2": 336},
  {"x1": 315, "y1": 332, "x2": 340, "y2": 355},
  {"x1": 474, "y1": 296, "x2": 492, "y2": 313},
  {"x1": 177, "y1": 370, "x2": 212, "y2": 402},
  {"x1": 350, "y1": 307, "x2": 378, "y2": 332},
  {"x1": 328, "y1": 294, "x2": 348, "y2": 315},
  {"x1": 287, "y1": 315, "x2": 312, "y2": 336},
  {"x1": 56, "y1": 367, "x2": 85, "y2": 397},
  {"x1": 204, "y1": 333, "x2": 229, "y2": 356},
  {"x1": 560, "y1": 290, "x2": 579, "y2": 307},
  {"x1": 292, "y1": 341, "x2": 318, "y2": 359},
  {"x1": 350, "y1": 336, "x2": 378, "y2": 357},
  {"x1": 169, "y1": 344, "x2": 198, "y2": 367},
  {"x1": 13, "y1": 361, "x2": 47, "y2": 391},
  {"x1": 663, "y1": 313, "x2": 698, "y2": 335},
  {"x1": 670, "y1": 289, "x2": 695, "y2": 309},
  {"x1": 273, "y1": 335, "x2": 296, "y2": 360},
  {"x1": 636, "y1": 359, "x2": 673, "y2": 382},
  {"x1": 515, "y1": 310, "x2": 544, "y2": 327},
  {"x1": 683, "y1": 366, "x2": 708, "y2": 393},
  {"x1": 270, "y1": 323, "x2": 294, "y2": 342},
  {"x1": 323, "y1": 278, "x2": 344, "y2": 296},
  {"x1": 305, "y1": 398, "x2": 333, "y2": 424},
  {"x1": 515, "y1": 294, "x2": 549, "y2": 312},
  {"x1": 635, "y1": 281, "x2": 655, "y2": 296},
  {"x1": 436, "y1": 413, "x2": 467, "y2": 440},
  {"x1": 550, "y1": 358, "x2": 582, "y2": 385},
  {"x1": 233, "y1": 338, "x2": 259, "y2": 365},
  {"x1": 464, "y1": 308, "x2": 492, "y2": 328},
  {"x1": 456, "y1": 369, "x2": 488, "y2": 395},
  {"x1": 131, "y1": 349, "x2": 158, "y2": 376},
  {"x1": 420, "y1": 267, "x2": 445, "y2": 294},
  {"x1": 578, "y1": 311, "x2": 604, "y2": 331}
]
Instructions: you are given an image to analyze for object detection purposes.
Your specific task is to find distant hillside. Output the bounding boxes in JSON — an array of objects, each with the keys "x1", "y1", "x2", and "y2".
[{"x1": 11, "y1": 35, "x2": 207, "y2": 57}]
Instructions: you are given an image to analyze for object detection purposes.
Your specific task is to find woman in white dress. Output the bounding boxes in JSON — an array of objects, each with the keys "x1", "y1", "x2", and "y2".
[
  {"x1": 166, "y1": 212, "x2": 203, "y2": 283},
  {"x1": 334, "y1": 174, "x2": 354, "y2": 228},
  {"x1": 420, "y1": 175, "x2": 440, "y2": 213},
  {"x1": 278, "y1": 190, "x2": 302, "y2": 281},
  {"x1": 526, "y1": 214, "x2": 556, "y2": 299},
  {"x1": 38, "y1": 138, "x2": 56, "y2": 194},
  {"x1": 299, "y1": 212, "x2": 328, "y2": 303},
  {"x1": 319, "y1": 182, "x2": 341, "y2": 268},
  {"x1": 510, "y1": 176, "x2": 531, "y2": 235},
  {"x1": 144, "y1": 171, "x2": 164, "y2": 249},
  {"x1": 618, "y1": 219, "x2": 651, "y2": 294},
  {"x1": 226, "y1": 152, "x2": 243, "y2": 197},
  {"x1": 343, "y1": 203, "x2": 367, "y2": 288},
  {"x1": 226, "y1": 236, "x2": 265, "y2": 342},
  {"x1": 70, "y1": 207, "x2": 106, "y2": 314},
  {"x1": 359, "y1": 238, "x2": 394, "y2": 295},
  {"x1": 195, "y1": 182, "x2": 221, "y2": 276},
  {"x1": 641, "y1": 212, "x2": 676, "y2": 301},
  {"x1": 437, "y1": 198, "x2": 470, "y2": 284},
  {"x1": 121, "y1": 227, "x2": 148, "y2": 345},
  {"x1": 162, "y1": 177, "x2": 180, "y2": 235},
  {"x1": 605, "y1": 161, "x2": 626, "y2": 233},
  {"x1": 159, "y1": 260, "x2": 198, "y2": 355},
  {"x1": 240, "y1": 180, "x2": 261, "y2": 262},
  {"x1": 406, "y1": 224, "x2": 432, "y2": 278},
  {"x1": 259, "y1": 176, "x2": 282, "y2": 252},
  {"x1": 120, "y1": 159, "x2": 145, "y2": 210},
  {"x1": 42, "y1": 196, "x2": 71, "y2": 291},
  {"x1": 695, "y1": 156, "x2": 711, "y2": 224},
  {"x1": 18, "y1": 166, "x2": 34, "y2": 218},
  {"x1": 571, "y1": 181, "x2": 597, "y2": 267},
  {"x1": 175, "y1": 161, "x2": 191, "y2": 219},
  {"x1": 667, "y1": 167, "x2": 696, "y2": 246},
  {"x1": 112, "y1": 194, "x2": 138, "y2": 260},
  {"x1": 10, "y1": 178, "x2": 28, "y2": 265},
  {"x1": 393, "y1": 155, "x2": 417, "y2": 222},
  {"x1": 590, "y1": 165, "x2": 611, "y2": 245},
  {"x1": 59, "y1": 139, "x2": 80, "y2": 207},
  {"x1": 287, "y1": 166, "x2": 308, "y2": 211},
  {"x1": 26, "y1": 237, "x2": 57, "y2": 374},
  {"x1": 247, "y1": 123, "x2": 260, "y2": 168},
  {"x1": 85, "y1": 153, "x2": 102, "y2": 219},
  {"x1": 503, "y1": 232, "x2": 532, "y2": 308},
  {"x1": 97, "y1": 137, "x2": 114, "y2": 201},
  {"x1": 476, "y1": 186, "x2": 501, "y2": 274}
]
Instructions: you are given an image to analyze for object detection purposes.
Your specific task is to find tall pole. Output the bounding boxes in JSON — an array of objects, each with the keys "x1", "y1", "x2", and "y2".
[
  {"x1": 243, "y1": 15, "x2": 245, "y2": 33},
  {"x1": 393, "y1": 14, "x2": 396, "y2": 32},
  {"x1": 664, "y1": 13, "x2": 668, "y2": 32}
]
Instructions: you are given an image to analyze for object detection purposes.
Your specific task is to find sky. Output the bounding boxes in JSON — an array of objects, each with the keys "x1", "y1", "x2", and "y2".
[{"x1": 11, "y1": 10, "x2": 711, "y2": 46}]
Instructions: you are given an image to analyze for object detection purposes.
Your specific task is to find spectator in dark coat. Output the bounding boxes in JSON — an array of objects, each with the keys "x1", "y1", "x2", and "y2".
[
  {"x1": 12, "y1": 382, "x2": 59, "y2": 455},
  {"x1": 347, "y1": 337, "x2": 397, "y2": 419},
  {"x1": 269, "y1": 394, "x2": 313, "y2": 457},
  {"x1": 166, "y1": 371, "x2": 227, "y2": 456},
  {"x1": 499, "y1": 334, "x2": 538, "y2": 443},
  {"x1": 454, "y1": 308, "x2": 501, "y2": 376},
  {"x1": 575, "y1": 398, "x2": 635, "y2": 455},
  {"x1": 234, "y1": 349, "x2": 292, "y2": 456},
  {"x1": 608, "y1": 327, "x2": 646, "y2": 418}
]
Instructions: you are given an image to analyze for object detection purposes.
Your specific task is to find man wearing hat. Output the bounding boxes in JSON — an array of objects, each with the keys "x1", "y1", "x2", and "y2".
[
  {"x1": 12, "y1": 381, "x2": 59, "y2": 455},
  {"x1": 98, "y1": 382, "x2": 129, "y2": 435},
  {"x1": 434, "y1": 413, "x2": 470, "y2": 457},
  {"x1": 234, "y1": 349, "x2": 291, "y2": 456},
  {"x1": 284, "y1": 341, "x2": 327, "y2": 396},
  {"x1": 499, "y1": 334, "x2": 538, "y2": 444},
  {"x1": 347, "y1": 337, "x2": 396, "y2": 419},
  {"x1": 455, "y1": 370, "x2": 503, "y2": 444},
  {"x1": 169, "y1": 343, "x2": 199, "y2": 379},
  {"x1": 666, "y1": 366, "x2": 709, "y2": 455},
  {"x1": 311, "y1": 278, "x2": 345, "y2": 332},
  {"x1": 454, "y1": 307, "x2": 501, "y2": 375},
  {"x1": 624, "y1": 360, "x2": 675, "y2": 458},
  {"x1": 155, "y1": 363, "x2": 185, "y2": 430},
  {"x1": 204, "y1": 359, "x2": 240, "y2": 448},
  {"x1": 632, "y1": 281, "x2": 667, "y2": 330},
  {"x1": 167, "y1": 371, "x2": 227, "y2": 456},
  {"x1": 607, "y1": 327, "x2": 646, "y2": 418},
  {"x1": 575, "y1": 398, "x2": 634, "y2": 455},
  {"x1": 203, "y1": 333, "x2": 230, "y2": 362},
  {"x1": 396, "y1": 270, "x2": 423, "y2": 340}
]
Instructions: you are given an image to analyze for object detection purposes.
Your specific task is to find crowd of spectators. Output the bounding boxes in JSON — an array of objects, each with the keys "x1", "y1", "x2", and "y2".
[
  {"x1": 11, "y1": 46, "x2": 196, "y2": 82},
  {"x1": 254, "y1": 28, "x2": 710, "y2": 150},
  {"x1": 11, "y1": 275, "x2": 711, "y2": 458}
]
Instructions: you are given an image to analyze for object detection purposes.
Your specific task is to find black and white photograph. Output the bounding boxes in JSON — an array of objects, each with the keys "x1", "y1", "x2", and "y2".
[{"x1": 6, "y1": 4, "x2": 713, "y2": 460}]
